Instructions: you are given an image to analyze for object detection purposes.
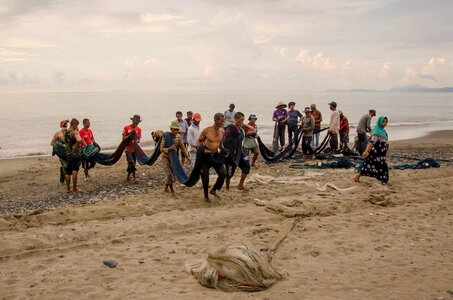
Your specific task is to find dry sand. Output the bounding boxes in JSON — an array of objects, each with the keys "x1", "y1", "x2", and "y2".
[{"x1": 1, "y1": 131, "x2": 452, "y2": 299}]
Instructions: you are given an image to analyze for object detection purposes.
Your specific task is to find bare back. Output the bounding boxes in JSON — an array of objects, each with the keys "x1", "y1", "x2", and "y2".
[{"x1": 199, "y1": 125, "x2": 225, "y2": 153}]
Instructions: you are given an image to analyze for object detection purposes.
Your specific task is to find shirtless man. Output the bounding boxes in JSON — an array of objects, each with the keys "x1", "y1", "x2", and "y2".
[
  {"x1": 197, "y1": 113, "x2": 227, "y2": 202},
  {"x1": 51, "y1": 119, "x2": 69, "y2": 184},
  {"x1": 64, "y1": 118, "x2": 87, "y2": 193}
]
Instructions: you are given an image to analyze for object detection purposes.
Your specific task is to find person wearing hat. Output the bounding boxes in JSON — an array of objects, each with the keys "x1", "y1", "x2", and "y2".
[
  {"x1": 175, "y1": 111, "x2": 189, "y2": 159},
  {"x1": 160, "y1": 121, "x2": 190, "y2": 196},
  {"x1": 272, "y1": 101, "x2": 289, "y2": 152},
  {"x1": 287, "y1": 101, "x2": 302, "y2": 143},
  {"x1": 51, "y1": 119, "x2": 69, "y2": 185},
  {"x1": 64, "y1": 118, "x2": 87, "y2": 193},
  {"x1": 356, "y1": 109, "x2": 376, "y2": 155},
  {"x1": 224, "y1": 103, "x2": 236, "y2": 128},
  {"x1": 122, "y1": 114, "x2": 142, "y2": 182},
  {"x1": 187, "y1": 113, "x2": 202, "y2": 172},
  {"x1": 328, "y1": 101, "x2": 340, "y2": 155},
  {"x1": 339, "y1": 110, "x2": 350, "y2": 150},
  {"x1": 243, "y1": 114, "x2": 259, "y2": 167},
  {"x1": 301, "y1": 107, "x2": 316, "y2": 160}
]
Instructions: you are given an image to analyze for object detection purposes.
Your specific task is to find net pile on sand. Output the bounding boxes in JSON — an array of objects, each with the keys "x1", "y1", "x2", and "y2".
[{"x1": 185, "y1": 219, "x2": 296, "y2": 292}]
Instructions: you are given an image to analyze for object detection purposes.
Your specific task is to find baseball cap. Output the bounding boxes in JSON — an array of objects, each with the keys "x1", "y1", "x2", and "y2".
[
  {"x1": 328, "y1": 101, "x2": 337, "y2": 108},
  {"x1": 193, "y1": 113, "x2": 202, "y2": 121}
]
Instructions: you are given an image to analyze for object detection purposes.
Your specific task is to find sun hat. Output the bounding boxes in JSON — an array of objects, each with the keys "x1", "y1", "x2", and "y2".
[
  {"x1": 304, "y1": 107, "x2": 311, "y2": 113},
  {"x1": 131, "y1": 114, "x2": 142, "y2": 122},
  {"x1": 275, "y1": 101, "x2": 287, "y2": 108},
  {"x1": 248, "y1": 114, "x2": 257, "y2": 120},
  {"x1": 193, "y1": 113, "x2": 202, "y2": 121},
  {"x1": 170, "y1": 121, "x2": 180, "y2": 130}
]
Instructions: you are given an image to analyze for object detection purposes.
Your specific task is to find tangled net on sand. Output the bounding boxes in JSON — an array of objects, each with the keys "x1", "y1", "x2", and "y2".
[{"x1": 185, "y1": 219, "x2": 296, "y2": 292}]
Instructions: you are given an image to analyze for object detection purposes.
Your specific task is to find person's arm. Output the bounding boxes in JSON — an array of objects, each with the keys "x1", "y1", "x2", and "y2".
[
  {"x1": 307, "y1": 116, "x2": 314, "y2": 132},
  {"x1": 282, "y1": 111, "x2": 289, "y2": 123},
  {"x1": 366, "y1": 116, "x2": 371, "y2": 133},
  {"x1": 198, "y1": 128, "x2": 207, "y2": 143},
  {"x1": 179, "y1": 137, "x2": 190, "y2": 162},
  {"x1": 74, "y1": 131, "x2": 87, "y2": 147},
  {"x1": 362, "y1": 141, "x2": 373, "y2": 158},
  {"x1": 122, "y1": 127, "x2": 127, "y2": 140},
  {"x1": 272, "y1": 110, "x2": 278, "y2": 122},
  {"x1": 187, "y1": 128, "x2": 194, "y2": 146},
  {"x1": 91, "y1": 130, "x2": 96, "y2": 144},
  {"x1": 50, "y1": 133, "x2": 58, "y2": 146},
  {"x1": 160, "y1": 135, "x2": 175, "y2": 153}
]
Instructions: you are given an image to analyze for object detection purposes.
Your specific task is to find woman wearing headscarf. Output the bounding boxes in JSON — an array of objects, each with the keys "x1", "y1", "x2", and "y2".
[{"x1": 354, "y1": 116, "x2": 389, "y2": 185}]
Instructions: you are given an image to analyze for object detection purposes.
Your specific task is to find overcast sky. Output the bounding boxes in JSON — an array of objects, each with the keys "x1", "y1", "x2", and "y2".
[{"x1": 0, "y1": 0, "x2": 452, "y2": 91}]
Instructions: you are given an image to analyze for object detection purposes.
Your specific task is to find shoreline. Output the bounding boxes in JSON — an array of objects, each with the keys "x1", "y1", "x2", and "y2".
[{"x1": 1, "y1": 128, "x2": 452, "y2": 161}]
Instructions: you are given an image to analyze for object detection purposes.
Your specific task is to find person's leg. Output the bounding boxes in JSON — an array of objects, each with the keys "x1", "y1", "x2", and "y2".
[
  {"x1": 279, "y1": 127, "x2": 286, "y2": 149},
  {"x1": 212, "y1": 164, "x2": 226, "y2": 195},
  {"x1": 72, "y1": 156, "x2": 82, "y2": 192},
  {"x1": 131, "y1": 153, "x2": 137, "y2": 182},
  {"x1": 252, "y1": 147, "x2": 259, "y2": 167},
  {"x1": 330, "y1": 134, "x2": 338, "y2": 154},
  {"x1": 65, "y1": 156, "x2": 74, "y2": 192},
  {"x1": 201, "y1": 164, "x2": 210, "y2": 201},
  {"x1": 238, "y1": 156, "x2": 250, "y2": 190},
  {"x1": 189, "y1": 150, "x2": 197, "y2": 172},
  {"x1": 288, "y1": 127, "x2": 293, "y2": 143}
]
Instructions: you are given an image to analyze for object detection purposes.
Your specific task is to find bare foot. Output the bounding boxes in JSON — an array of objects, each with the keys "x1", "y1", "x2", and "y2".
[
  {"x1": 204, "y1": 197, "x2": 211, "y2": 203},
  {"x1": 73, "y1": 188, "x2": 83, "y2": 193},
  {"x1": 354, "y1": 174, "x2": 361, "y2": 183},
  {"x1": 67, "y1": 189, "x2": 72, "y2": 193},
  {"x1": 209, "y1": 190, "x2": 220, "y2": 199},
  {"x1": 238, "y1": 186, "x2": 249, "y2": 191},
  {"x1": 252, "y1": 163, "x2": 257, "y2": 168}
]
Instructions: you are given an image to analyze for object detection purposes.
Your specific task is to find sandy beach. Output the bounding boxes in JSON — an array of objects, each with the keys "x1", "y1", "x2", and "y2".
[{"x1": 1, "y1": 131, "x2": 452, "y2": 299}]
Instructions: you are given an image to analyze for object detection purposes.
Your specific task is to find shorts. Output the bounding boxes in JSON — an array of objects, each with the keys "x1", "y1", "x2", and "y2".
[
  {"x1": 226, "y1": 153, "x2": 251, "y2": 178},
  {"x1": 66, "y1": 155, "x2": 81, "y2": 175},
  {"x1": 125, "y1": 152, "x2": 137, "y2": 173},
  {"x1": 243, "y1": 147, "x2": 259, "y2": 156}
]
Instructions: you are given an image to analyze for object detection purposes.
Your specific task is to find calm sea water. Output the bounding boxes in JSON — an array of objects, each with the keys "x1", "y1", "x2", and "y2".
[{"x1": 0, "y1": 91, "x2": 452, "y2": 158}]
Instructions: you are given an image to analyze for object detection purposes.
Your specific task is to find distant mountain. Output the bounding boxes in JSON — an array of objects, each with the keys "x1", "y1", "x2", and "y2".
[
  {"x1": 327, "y1": 85, "x2": 453, "y2": 93},
  {"x1": 388, "y1": 85, "x2": 453, "y2": 93}
]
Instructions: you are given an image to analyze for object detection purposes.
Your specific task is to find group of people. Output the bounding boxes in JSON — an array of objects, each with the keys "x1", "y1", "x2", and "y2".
[{"x1": 52, "y1": 101, "x2": 390, "y2": 196}]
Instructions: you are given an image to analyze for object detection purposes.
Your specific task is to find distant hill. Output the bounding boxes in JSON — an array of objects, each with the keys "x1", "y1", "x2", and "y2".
[{"x1": 327, "y1": 85, "x2": 453, "y2": 93}]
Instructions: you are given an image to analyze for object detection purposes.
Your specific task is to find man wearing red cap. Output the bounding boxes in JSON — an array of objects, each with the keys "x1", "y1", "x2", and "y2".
[
  {"x1": 122, "y1": 115, "x2": 142, "y2": 182},
  {"x1": 186, "y1": 113, "x2": 202, "y2": 172},
  {"x1": 51, "y1": 119, "x2": 69, "y2": 184}
]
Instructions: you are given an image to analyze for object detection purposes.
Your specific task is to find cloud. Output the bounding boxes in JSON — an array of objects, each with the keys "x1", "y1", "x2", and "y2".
[
  {"x1": 422, "y1": 57, "x2": 446, "y2": 76},
  {"x1": 203, "y1": 64, "x2": 214, "y2": 77},
  {"x1": 278, "y1": 47, "x2": 288, "y2": 58},
  {"x1": 377, "y1": 62, "x2": 391, "y2": 78},
  {"x1": 140, "y1": 13, "x2": 183, "y2": 23},
  {"x1": 295, "y1": 50, "x2": 336, "y2": 71},
  {"x1": 340, "y1": 60, "x2": 351, "y2": 75},
  {"x1": 99, "y1": 25, "x2": 168, "y2": 34},
  {"x1": 144, "y1": 57, "x2": 165, "y2": 66},
  {"x1": 3, "y1": 38, "x2": 54, "y2": 48},
  {"x1": 0, "y1": 48, "x2": 36, "y2": 61}
]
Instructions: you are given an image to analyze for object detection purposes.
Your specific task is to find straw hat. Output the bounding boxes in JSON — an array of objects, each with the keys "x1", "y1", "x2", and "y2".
[
  {"x1": 170, "y1": 121, "x2": 180, "y2": 130},
  {"x1": 275, "y1": 101, "x2": 287, "y2": 108}
]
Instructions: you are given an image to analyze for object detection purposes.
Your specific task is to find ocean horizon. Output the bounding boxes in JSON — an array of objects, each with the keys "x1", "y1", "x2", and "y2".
[{"x1": 1, "y1": 90, "x2": 452, "y2": 159}]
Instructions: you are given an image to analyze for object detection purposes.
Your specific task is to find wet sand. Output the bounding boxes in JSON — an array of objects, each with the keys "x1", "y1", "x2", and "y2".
[{"x1": 0, "y1": 131, "x2": 452, "y2": 299}]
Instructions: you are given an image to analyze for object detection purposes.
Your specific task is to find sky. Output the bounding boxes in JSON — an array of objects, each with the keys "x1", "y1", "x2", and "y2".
[{"x1": 0, "y1": 0, "x2": 452, "y2": 91}]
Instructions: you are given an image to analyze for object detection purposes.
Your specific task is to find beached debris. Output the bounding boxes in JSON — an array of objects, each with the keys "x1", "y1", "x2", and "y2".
[{"x1": 103, "y1": 259, "x2": 118, "y2": 268}]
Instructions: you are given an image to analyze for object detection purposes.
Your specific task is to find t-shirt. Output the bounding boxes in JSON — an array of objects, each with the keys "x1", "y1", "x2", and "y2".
[
  {"x1": 301, "y1": 115, "x2": 315, "y2": 136},
  {"x1": 311, "y1": 110, "x2": 322, "y2": 129},
  {"x1": 177, "y1": 119, "x2": 189, "y2": 143},
  {"x1": 187, "y1": 123, "x2": 201, "y2": 152},
  {"x1": 224, "y1": 110, "x2": 235, "y2": 127},
  {"x1": 243, "y1": 123, "x2": 258, "y2": 149},
  {"x1": 122, "y1": 124, "x2": 142, "y2": 153},
  {"x1": 340, "y1": 116, "x2": 350, "y2": 134},
  {"x1": 329, "y1": 110, "x2": 340, "y2": 134},
  {"x1": 287, "y1": 110, "x2": 302, "y2": 127},
  {"x1": 357, "y1": 114, "x2": 372, "y2": 134},
  {"x1": 272, "y1": 109, "x2": 288, "y2": 127},
  {"x1": 79, "y1": 128, "x2": 94, "y2": 145}
]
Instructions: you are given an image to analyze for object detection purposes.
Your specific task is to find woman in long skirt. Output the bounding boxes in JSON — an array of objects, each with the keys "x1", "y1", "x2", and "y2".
[{"x1": 354, "y1": 116, "x2": 389, "y2": 185}]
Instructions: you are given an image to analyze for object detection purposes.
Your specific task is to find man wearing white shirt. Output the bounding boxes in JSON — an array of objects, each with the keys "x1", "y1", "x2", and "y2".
[
  {"x1": 328, "y1": 101, "x2": 340, "y2": 155},
  {"x1": 186, "y1": 113, "x2": 202, "y2": 172}
]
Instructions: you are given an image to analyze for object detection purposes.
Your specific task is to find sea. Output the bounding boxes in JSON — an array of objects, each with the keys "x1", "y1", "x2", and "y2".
[{"x1": 0, "y1": 91, "x2": 452, "y2": 159}]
